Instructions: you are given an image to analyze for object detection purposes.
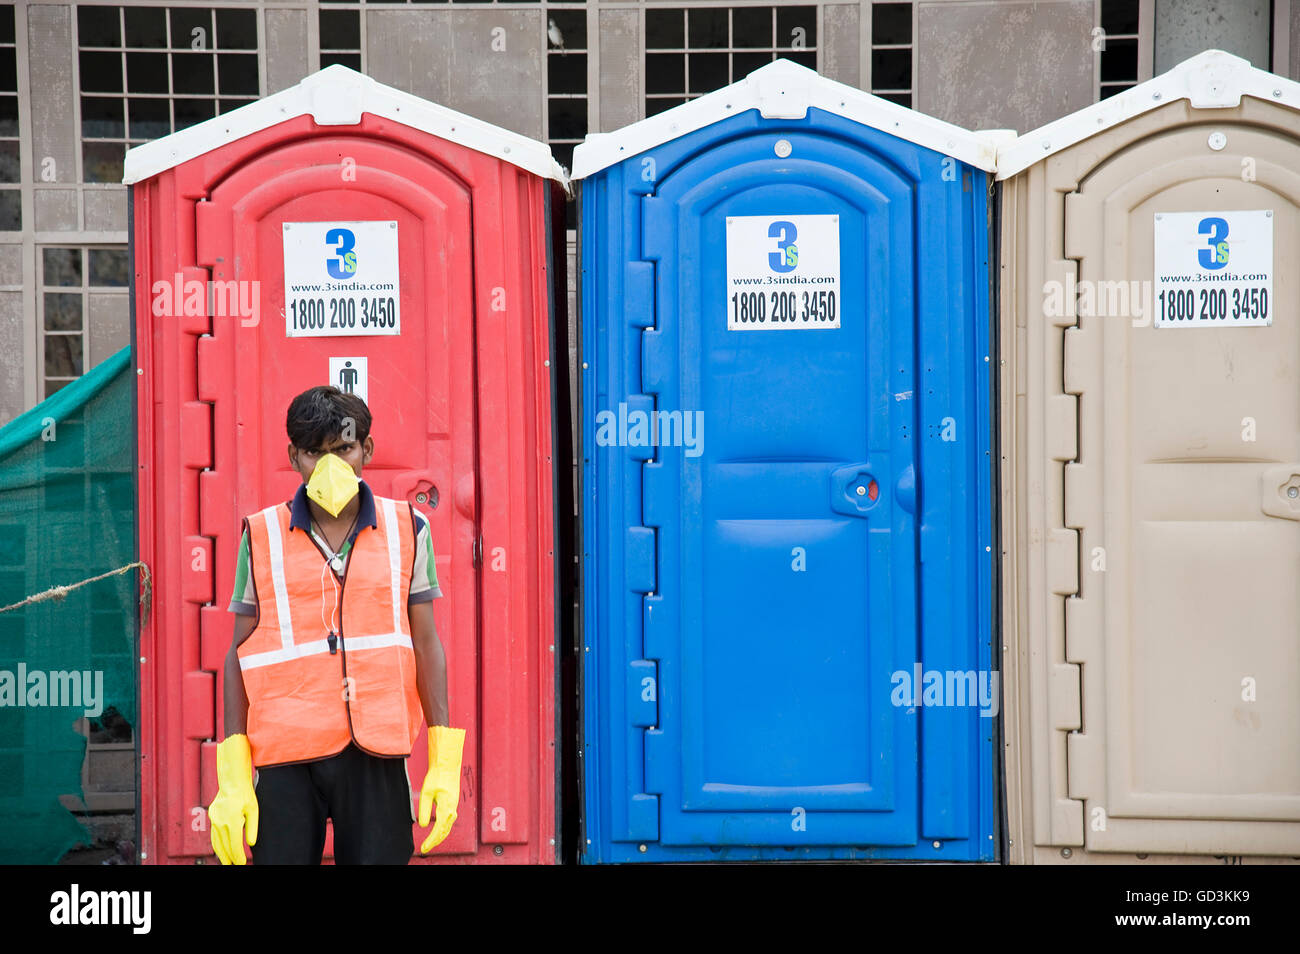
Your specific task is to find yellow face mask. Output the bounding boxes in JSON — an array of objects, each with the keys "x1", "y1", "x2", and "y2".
[{"x1": 305, "y1": 452, "x2": 360, "y2": 518}]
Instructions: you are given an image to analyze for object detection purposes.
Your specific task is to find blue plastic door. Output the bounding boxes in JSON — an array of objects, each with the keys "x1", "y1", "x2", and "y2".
[{"x1": 640, "y1": 130, "x2": 919, "y2": 847}]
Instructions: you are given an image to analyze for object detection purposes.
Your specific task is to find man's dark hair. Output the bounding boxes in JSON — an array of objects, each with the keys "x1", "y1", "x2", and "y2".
[{"x1": 286, "y1": 386, "x2": 372, "y2": 451}]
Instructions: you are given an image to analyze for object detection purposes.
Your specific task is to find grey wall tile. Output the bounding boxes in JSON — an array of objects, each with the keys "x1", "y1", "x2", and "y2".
[
  {"x1": 598, "y1": 9, "x2": 640, "y2": 132},
  {"x1": 0, "y1": 291, "x2": 24, "y2": 426},
  {"x1": 917, "y1": 0, "x2": 1094, "y2": 133},
  {"x1": 87, "y1": 292, "x2": 129, "y2": 369},
  {"x1": 29, "y1": 5, "x2": 76, "y2": 184},
  {"x1": 1154, "y1": 0, "x2": 1270, "y2": 74},
  {"x1": 367, "y1": 9, "x2": 544, "y2": 139},
  {"x1": 822, "y1": 4, "x2": 861, "y2": 88},
  {"x1": 267, "y1": 9, "x2": 310, "y2": 94},
  {"x1": 1290, "y1": 1, "x2": 1299, "y2": 81},
  {"x1": 85, "y1": 189, "x2": 127, "y2": 233},
  {"x1": 35, "y1": 190, "x2": 77, "y2": 232},
  {"x1": 0, "y1": 244, "x2": 21, "y2": 287}
]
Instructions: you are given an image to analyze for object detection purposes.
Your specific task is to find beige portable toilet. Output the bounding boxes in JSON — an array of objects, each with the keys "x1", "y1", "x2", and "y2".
[{"x1": 998, "y1": 50, "x2": 1300, "y2": 864}]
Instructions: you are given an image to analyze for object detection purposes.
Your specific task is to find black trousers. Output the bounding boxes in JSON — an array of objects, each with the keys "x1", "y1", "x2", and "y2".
[{"x1": 251, "y1": 743, "x2": 414, "y2": 865}]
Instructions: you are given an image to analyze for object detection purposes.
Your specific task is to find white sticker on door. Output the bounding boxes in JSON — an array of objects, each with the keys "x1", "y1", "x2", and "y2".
[
  {"x1": 328, "y1": 356, "x2": 368, "y2": 403},
  {"x1": 283, "y1": 221, "x2": 401, "y2": 337},
  {"x1": 1153, "y1": 210, "x2": 1272, "y2": 328},
  {"x1": 726, "y1": 214, "x2": 840, "y2": 330}
]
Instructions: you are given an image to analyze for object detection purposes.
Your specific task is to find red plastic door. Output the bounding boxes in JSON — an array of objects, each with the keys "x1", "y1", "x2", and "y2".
[{"x1": 194, "y1": 135, "x2": 479, "y2": 859}]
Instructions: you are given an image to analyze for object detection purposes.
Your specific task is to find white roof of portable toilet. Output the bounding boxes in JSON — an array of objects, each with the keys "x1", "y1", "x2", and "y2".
[
  {"x1": 570, "y1": 58, "x2": 1002, "y2": 180},
  {"x1": 996, "y1": 50, "x2": 1300, "y2": 180},
  {"x1": 123, "y1": 64, "x2": 568, "y2": 186}
]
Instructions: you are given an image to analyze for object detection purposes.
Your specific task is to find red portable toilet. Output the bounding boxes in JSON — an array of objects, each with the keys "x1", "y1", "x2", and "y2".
[{"x1": 125, "y1": 65, "x2": 567, "y2": 864}]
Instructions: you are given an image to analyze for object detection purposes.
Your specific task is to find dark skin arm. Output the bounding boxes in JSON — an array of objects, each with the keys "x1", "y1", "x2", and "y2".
[
  {"x1": 223, "y1": 599, "x2": 449, "y2": 736},
  {"x1": 410, "y1": 600, "x2": 450, "y2": 727},
  {"x1": 223, "y1": 613, "x2": 256, "y2": 736}
]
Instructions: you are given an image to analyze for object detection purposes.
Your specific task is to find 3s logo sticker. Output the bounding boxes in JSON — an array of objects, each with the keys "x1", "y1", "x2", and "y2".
[
  {"x1": 326, "y1": 228, "x2": 358, "y2": 279},
  {"x1": 1198, "y1": 217, "x2": 1229, "y2": 270},
  {"x1": 768, "y1": 220, "x2": 799, "y2": 273}
]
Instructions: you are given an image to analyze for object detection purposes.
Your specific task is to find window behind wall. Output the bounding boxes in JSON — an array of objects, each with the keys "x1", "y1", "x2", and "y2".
[
  {"x1": 644, "y1": 6, "x2": 818, "y2": 118},
  {"x1": 0, "y1": 5, "x2": 17, "y2": 230},
  {"x1": 547, "y1": 8, "x2": 587, "y2": 175},
  {"x1": 77, "y1": 5, "x2": 261, "y2": 184},
  {"x1": 870, "y1": 1, "x2": 912, "y2": 108},
  {"x1": 40, "y1": 246, "x2": 130, "y2": 399},
  {"x1": 1099, "y1": 0, "x2": 1141, "y2": 99},
  {"x1": 320, "y1": 4, "x2": 361, "y2": 71}
]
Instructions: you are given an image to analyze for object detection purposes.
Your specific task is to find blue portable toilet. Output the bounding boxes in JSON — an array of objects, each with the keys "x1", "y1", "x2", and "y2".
[{"x1": 573, "y1": 60, "x2": 999, "y2": 862}]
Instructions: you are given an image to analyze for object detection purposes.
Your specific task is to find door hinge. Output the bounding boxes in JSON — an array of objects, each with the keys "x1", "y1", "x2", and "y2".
[
  {"x1": 625, "y1": 260, "x2": 655, "y2": 328},
  {"x1": 195, "y1": 199, "x2": 233, "y2": 271},
  {"x1": 628, "y1": 659, "x2": 658, "y2": 726}
]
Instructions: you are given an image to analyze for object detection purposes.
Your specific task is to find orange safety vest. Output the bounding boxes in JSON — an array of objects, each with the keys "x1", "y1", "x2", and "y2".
[{"x1": 237, "y1": 495, "x2": 425, "y2": 767}]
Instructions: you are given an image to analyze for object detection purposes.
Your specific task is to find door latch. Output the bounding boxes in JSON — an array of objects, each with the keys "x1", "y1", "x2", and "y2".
[
  {"x1": 829, "y1": 463, "x2": 881, "y2": 517},
  {"x1": 1259, "y1": 465, "x2": 1300, "y2": 521}
]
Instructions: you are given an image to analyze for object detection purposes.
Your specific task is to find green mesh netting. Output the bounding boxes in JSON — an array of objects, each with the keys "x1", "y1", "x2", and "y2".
[{"x1": 0, "y1": 347, "x2": 136, "y2": 864}]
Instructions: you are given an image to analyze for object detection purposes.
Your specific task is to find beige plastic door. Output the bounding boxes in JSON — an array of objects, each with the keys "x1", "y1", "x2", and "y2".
[{"x1": 1062, "y1": 120, "x2": 1300, "y2": 854}]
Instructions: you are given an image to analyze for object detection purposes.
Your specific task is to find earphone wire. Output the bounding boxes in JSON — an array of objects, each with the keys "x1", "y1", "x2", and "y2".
[
  {"x1": 312, "y1": 510, "x2": 357, "y2": 639},
  {"x1": 321, "y1": 557, "x2": 339, "y2": 637}
]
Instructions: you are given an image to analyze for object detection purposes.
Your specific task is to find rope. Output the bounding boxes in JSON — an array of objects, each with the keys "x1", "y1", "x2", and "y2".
[{"x1": 0, "y1": 561, "x2": 153, "y2": 626}]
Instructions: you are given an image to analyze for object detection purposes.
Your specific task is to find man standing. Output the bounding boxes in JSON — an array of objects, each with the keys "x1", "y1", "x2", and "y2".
[{"x1": 208, "y1": 386, "x2": 464, "y2": 864}]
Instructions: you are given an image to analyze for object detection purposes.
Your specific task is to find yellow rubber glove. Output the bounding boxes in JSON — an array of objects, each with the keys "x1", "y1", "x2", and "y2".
[
  {"x1": 208, "y1": 734, "x2": 258, "y2": 865},
  {"x1": 417, "y1": 725, "x2": 466, "y2": 853}
]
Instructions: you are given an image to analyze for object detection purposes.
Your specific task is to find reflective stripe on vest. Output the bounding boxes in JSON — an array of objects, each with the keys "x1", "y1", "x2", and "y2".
[
  {"x1": 237, "y1": 631, "x2": 415, "y2": 671},
  {"x1": 237, "y1": 495, "x2": 424, "y2": 767},
  {"x1": 262, "y1": 510, "x2": 295, "y2": 653}
]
